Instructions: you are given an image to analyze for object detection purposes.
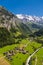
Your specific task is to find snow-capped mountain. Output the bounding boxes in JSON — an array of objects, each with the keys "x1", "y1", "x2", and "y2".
[
  {"x1": 16, "y1": 14, "x2": 43, "y2": 24},
  {"x1": 16, "y1": 14, "x2": 34, "y2": 21}
]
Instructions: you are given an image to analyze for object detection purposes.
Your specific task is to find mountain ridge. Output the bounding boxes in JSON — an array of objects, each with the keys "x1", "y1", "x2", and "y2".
[{"x1": 16, "y1": 14, "x2": 43, "y2": 25}]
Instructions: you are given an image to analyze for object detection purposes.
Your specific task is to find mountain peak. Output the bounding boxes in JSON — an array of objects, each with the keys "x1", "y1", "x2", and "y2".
[
  {"x1": 16, "y1": 14, "x2": 34, "y2": 21},
  {"x1": 16, "y1": 14, "x2": 24, "y2": 19}
]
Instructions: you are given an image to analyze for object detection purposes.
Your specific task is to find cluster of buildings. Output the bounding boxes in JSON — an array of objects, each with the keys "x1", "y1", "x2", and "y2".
[{"x1": 3, "y1": 47, "x2": 28, "y2": 61}]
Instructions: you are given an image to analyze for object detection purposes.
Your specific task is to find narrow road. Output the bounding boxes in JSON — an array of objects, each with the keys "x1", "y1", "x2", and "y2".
[{"x1": 25, "y1": 47, "x2": 43, "y2": 65}]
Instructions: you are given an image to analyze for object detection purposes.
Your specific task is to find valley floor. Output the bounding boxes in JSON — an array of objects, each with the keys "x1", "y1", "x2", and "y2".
[
  {"x1": 26, "y1": 47, "x2": 43, "y2": 65},
  {"x1": 0, "y1": 38, "x2": 43, "y2": 65},
  {"x1": 30, "y1": 47, "x2": 43, "y2": 65}
]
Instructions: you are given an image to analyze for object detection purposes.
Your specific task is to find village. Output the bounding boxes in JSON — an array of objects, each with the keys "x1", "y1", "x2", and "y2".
[{"x1": 3, "y1": 47, "x2": 28, "y2": 61}]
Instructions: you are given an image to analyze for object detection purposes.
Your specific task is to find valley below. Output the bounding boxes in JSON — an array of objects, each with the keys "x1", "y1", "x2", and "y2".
[{"x1": 0, "y1": 38, "x2": 43, "y2": 65}]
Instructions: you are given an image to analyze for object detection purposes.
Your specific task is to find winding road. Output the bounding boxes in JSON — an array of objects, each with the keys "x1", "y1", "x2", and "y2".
[{"x1": 25, "y1": 47, "x2": 43, "y2": 65}]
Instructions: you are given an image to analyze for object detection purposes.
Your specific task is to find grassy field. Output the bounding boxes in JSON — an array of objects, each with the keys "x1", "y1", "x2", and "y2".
[
  {"x1": 30, "y1": 47, "x2": 43, "y2": 65},
  {"x1": 0, "y1": 38, "x2": 42, "y2": 65}
]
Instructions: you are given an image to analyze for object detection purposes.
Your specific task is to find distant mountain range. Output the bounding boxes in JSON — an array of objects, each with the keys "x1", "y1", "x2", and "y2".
[{"x1": 16, "y1": 14, "x2": 43, "y2": 25}]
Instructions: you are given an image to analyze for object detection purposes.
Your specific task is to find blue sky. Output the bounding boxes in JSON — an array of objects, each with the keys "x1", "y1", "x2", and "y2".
[{"x1": 0, "y1": 0, "x2": 43, "y2": 16}]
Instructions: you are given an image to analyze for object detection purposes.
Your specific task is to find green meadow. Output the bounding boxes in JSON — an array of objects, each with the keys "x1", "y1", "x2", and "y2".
[
  {"x1": 29, "y1": 47, "x2": 43, "y2": 65},
  {"x1": 0, "y1": 38, "x2": 42, "y2": 65}
]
